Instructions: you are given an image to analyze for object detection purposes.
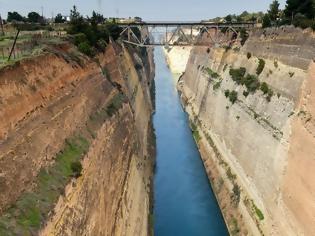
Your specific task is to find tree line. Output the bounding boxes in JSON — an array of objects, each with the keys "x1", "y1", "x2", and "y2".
[
  {"x1": 7, "y1": 11, "x2": 44, "y2": 23},
  {"x1": 263, "y1": 0, "x2": 315, "y2": 29},
  {"x1": 221, "y1": 0, "x2": 315, "y2": 30}
]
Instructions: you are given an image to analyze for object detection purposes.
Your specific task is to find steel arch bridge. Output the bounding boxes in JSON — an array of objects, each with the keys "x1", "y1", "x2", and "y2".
[{"x1": 117, "y1": 21, "x2": 255, "y2": 47}]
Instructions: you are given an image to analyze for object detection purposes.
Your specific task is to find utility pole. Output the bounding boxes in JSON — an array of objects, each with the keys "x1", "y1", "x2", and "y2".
[
  {"x1": 8, "y1": 29, "x2": 20, "y2": 61},
  {"x1": 0, "y1": 14, "x2": 4, "y2": 36}
]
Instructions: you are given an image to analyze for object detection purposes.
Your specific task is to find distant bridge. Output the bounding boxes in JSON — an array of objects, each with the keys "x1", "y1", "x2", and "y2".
[{"x1": 117, "y1": 21, "x2": 255, "y2": 47}]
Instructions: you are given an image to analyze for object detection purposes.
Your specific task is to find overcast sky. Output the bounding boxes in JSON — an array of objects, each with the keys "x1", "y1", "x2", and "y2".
[{"x1": 0, "y1": 0, "x2": 286, "y2": 21}]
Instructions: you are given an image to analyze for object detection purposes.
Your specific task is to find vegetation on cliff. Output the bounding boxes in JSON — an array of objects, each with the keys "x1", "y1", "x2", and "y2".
[
  {"x1": 0, "y1": 137, "x2": 89, "y2": 235},
  {"x1": 67, "y1": 6, "x2": 122, "y2": 56},
  {"x1": 228, "y1": 65, "x2": 275, "y2": 102}
]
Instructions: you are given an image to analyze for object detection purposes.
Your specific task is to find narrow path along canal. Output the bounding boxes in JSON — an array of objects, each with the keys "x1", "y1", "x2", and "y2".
[{"x1": 153, "y1": 47, "x2": 228, "y2": 236}]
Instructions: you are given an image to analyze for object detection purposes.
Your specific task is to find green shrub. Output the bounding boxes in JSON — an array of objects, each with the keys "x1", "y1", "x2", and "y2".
[
  {"x1": 223, "y1": 64, "x2": 228, "y2": 72},
  {"x1": 135, "y1": 63, "x2": 143, "y2": 71},
  {"x1": 71, "y1": 161, "x2": 83, "y2": 178},
  {"x1": 229, "y1": 91, "x2": 238, "y2": 104},
  {"x1": 243, "y1": 74, "x2": 260, "y2": 92},
  {"x1": 247, "y1": 52, "x2": 252, "y2": 59},
  {"x1": 190, "y1": 121, "x2": 201, "y2": 142},
  {"x1": 97, "y1": 39, "x2": 107, "y2": 51},
  {"x1": 253, "y1": 204, "x2": 264, "y2": 220},
  {"x1": 213, "y1": 81, "x2": 221, "y2": 90},
  {"x1": 223, "y1": 45, "x2": 232, "y2": 52},
  {"x1": 262, "y1": 14, "x2": 271, "y2": 28},
  {"x1": 260, "y1": 82, "x2": 269, "y2": 94},
  {"x1": 274, "y1": 60, "x2": 278, "y2": 68},
  {"x1": 266, "y1": 89, "x2": 273, "y2": 102},
  {"x1": 230, "y1": 217, "x2": 240, "y2": 235},
  {"x1": 106, "y1": 93, "x2": 125, "y2": 117},
  {"x1": 224, "y1": 90, "x2": 230, "y2": 98},
  {"x1": 289, "y1": 72, "x2": 295, "y2": 77},
  {"x1": 74, "y1": 33, "x2": 87, "y2": 46},
  {"x1": 233, "y1": 47, "x2": 240, "y2": 52},
  {"x1": 78, "y1": 41, "x2": 94, "y2": 56},
  {"x1": 67, "y1": 6, "x2": 123, "y2": 58},
  {"x1": 243, "y1": 90, "x2": 249, "y2": 97},
  {"x1": 293, "y1": 14, "x2": 315, "y2": 29},
  {"x1": 205, "y1": 67, "x2": 220, "y2": 78},
  {"x1": 226, "y1": 167, "x2": 236, "y2": 180},
  {"x1": 229, "y1": 67, "x2": 246, "y2": 84},
  {"x1": 256, "y1": 59, "x2": 265, "y2": 75},
  {"x1": 231, "y1": 184, "x2": 241, "y2": 205}
]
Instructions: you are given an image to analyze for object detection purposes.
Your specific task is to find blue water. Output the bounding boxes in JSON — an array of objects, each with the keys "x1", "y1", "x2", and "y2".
[{"x1": 153, "y1": 47, "x2": 228, "y2": 236}]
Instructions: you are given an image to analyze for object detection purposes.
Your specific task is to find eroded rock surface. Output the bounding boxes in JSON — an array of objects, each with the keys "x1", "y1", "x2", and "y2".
[
  {"x1": 0, "y1": 42, "x2": 155, "y2": 236},
  {"x1": 165, "y1": 26, "x2": 315, "y2": 235}
]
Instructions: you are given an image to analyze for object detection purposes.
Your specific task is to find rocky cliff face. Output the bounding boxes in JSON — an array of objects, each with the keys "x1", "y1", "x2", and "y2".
[
  {"x1": 0, "y1": 41, "x2": 155, "y2": 235},
  {"x1": 166, "y1": 26, "x2": 315, "y2": 235}
]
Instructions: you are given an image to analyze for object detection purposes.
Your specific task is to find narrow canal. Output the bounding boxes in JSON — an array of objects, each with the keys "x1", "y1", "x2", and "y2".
[{"x1": 153, "y1": 47, "x2": 228, "y2": 236}]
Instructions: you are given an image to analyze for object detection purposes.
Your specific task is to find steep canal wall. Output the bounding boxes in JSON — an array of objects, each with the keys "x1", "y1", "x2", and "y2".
[
  {"x1": 165, "y1": 26, "x2": 315, "y2": 235},
  {"x1": 0, "y1": 41, "x2": 155, "y2": 235}
]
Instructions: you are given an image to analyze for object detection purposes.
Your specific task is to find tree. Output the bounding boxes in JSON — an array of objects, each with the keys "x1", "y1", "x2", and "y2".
[
  {"x1": 284, "y1": 0, "x2": 315, "y2": 19},
  {"x1": 225, "y1": 14, "x2": 232, "y2": 23},
  {"x1": 268, "y1": 0, "x2": 280, "y2": 22},
  {"x1": 70, "y1": 5, "x2": 83, "y2": 24},
  {"x1": 55, "y1": 13, "x2": 65, "y2": 23},
  {"x1": 7, "y1": 11, "x2": 24, "y2": 22},
  {"x1": 68, "y1": 6, "x2": 87, "y2": 35},
  {"x1": 90, "y1": 11, "x2": 104, "y2": 26},
  {"x1": 28, "y1": 12, "x2": 42, "y2": 23},
  {"x1": 262, "y1": 14, "x2": 272, "y2": 28}
]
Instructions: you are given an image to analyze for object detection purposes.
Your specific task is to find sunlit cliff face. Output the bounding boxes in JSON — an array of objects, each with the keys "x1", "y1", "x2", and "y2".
[{"x1": 164, "y1": 26, "x2": 315, "y2": 236}]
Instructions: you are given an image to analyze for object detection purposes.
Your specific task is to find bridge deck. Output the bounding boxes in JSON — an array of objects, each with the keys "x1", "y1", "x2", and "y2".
[{"x1": 116, "y1": 21, "x2": 255, "y2": 27}]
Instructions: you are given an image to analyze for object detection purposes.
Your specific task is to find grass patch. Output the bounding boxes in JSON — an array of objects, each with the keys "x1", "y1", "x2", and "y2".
[
  {"x1": 253, "y1": 203, "x2": 264, "y2": 221},
  {"x1": 190, "y1": 121, "x2": 201, "y2": 143},
  {"x1": 0, "y1": 137, "x2": 89, "y2": 235},
  {"x1": 230, "y1": 217, "x2": 240, "y2": 235}
]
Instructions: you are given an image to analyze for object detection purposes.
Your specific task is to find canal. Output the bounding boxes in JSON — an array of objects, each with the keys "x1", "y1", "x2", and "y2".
[{"x1": 153, "y1": 47, "x2": 228, "y2": 236}]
